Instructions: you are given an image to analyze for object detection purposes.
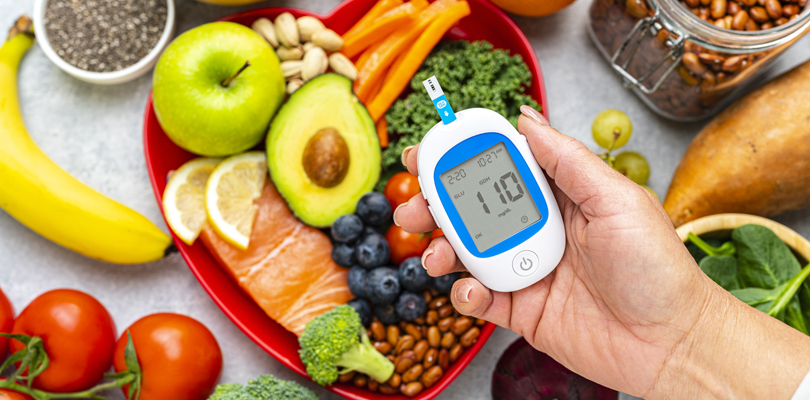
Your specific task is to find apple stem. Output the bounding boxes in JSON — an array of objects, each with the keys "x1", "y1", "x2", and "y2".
[{"x1": 221, "y1": 61, "x2": 251, "y2": 87}]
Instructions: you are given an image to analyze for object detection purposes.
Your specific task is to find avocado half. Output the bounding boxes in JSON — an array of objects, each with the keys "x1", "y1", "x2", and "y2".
[{"x1": 266, "y1": 74, "x2": 381, "y2": 227}]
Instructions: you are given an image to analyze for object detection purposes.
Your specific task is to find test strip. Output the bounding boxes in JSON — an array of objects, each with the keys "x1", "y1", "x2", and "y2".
[{"x1": 422, "y1": 75, "x2": 457, "y2": 124}]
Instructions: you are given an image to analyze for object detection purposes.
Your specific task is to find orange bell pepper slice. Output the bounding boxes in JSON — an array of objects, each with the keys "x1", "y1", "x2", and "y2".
[
  {"x1": 343, "y1": 0, "x2": 403, "y2": 38},
  {"x1": 342, "y1": 2, "x2": 420, "y2": 59},
  {"x1": 366, "y1": 1, "x2": 471, "y2": 122},
  {"x1": 353, "y1": 0, "x2": 459, "y2": 103}
]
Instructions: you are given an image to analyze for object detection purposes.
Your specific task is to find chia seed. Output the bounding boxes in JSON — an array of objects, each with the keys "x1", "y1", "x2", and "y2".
[{"x1": 44, "y1": 0, "x2": 168, "y2": 73}]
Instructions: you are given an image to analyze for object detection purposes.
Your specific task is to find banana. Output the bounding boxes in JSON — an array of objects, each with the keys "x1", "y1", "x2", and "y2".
[{"x1": 0, "y1": 17, "x2": 172, "y2": 264}]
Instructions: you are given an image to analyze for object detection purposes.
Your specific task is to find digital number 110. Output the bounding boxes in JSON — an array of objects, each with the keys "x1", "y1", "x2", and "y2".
[{"x1": 476, "y1": 172, "x2": 525, "y2": 214}]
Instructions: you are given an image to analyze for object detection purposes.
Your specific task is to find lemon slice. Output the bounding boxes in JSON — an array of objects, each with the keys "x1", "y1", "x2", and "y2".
[
  {"x1": 162, "y1": 157, "x2": 222, "y2": 245},
  {"x1": 205, "y1": 151, "x2": 268, "y2": 250}
]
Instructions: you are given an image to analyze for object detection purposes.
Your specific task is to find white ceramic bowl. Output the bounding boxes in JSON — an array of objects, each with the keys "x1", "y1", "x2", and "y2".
[{"x1": 32, "y1": 0, "x2": 175, "y2": 85}]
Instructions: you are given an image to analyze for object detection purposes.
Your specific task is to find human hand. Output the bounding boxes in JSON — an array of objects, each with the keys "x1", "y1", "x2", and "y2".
[{"x1": 395, "y1": 106, "x2": 810, "y2": 399}]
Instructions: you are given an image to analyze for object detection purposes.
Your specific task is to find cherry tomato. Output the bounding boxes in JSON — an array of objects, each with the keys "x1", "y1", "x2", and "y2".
[
  {"x1": 10, "y1": 289, "x2": 115, "y2": 392},
  {"x1": 0, "y1": 288, "x2": 13, "y2": 358},
  {"x1": 114, "y1": 313, "x2": 222, "y2": 400},
  {"x1": 384, "y1": 172, "x2": 421, "y2": 210},
  {"x1": 0, "y1": 389, "x2": 34, "y2": 400},
  {"x1": 432, "y1": 229, "x2": 445, "y2": 238},
  {"x1": 386, "y1": 224, "x2": 431, "y2": 265}
]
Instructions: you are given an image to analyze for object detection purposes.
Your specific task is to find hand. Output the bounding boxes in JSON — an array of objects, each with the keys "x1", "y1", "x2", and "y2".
[{"x1": 395, "y1": 106, "x2": 810, "y2": 399}]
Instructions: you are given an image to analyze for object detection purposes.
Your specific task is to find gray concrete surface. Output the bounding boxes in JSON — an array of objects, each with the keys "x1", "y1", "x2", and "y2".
[{"x1": 0, "y1": 0, "x2": 809, "y2": 398}]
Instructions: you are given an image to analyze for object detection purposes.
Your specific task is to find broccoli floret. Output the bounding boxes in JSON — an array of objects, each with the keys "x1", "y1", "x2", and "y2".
[
  {"x1": 247, "y1": 375, "x2": 318, "y2": 400},
  {"x1": 298, "y1": 305, "x2": 394, "y2": 386},
  {"x1": 208, "y1": 376, "x2": 318, "y2": 400},
  {"x1": 381, "y1": 41, "x2": 541, "y2": 173}
]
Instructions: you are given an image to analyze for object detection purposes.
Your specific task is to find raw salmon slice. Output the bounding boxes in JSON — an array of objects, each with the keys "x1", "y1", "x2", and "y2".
[{"x1": 200, "y1": 182, "x2": 352, "y2": 336}]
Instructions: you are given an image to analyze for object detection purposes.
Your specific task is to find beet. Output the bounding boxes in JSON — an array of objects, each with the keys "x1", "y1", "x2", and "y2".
[{"x1": 492, "y1": 338, "x2": 619, "y2": 400}]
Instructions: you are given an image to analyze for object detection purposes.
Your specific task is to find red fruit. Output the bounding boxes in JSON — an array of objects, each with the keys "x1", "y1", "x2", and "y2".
[
  {"x1": 0, "y1": 288, "x2": 13, "y2": 358},
  {"x1": 113, "y1": 313, "x2": 222, "y2": 400},
  {"x1": 387, "y1": 224, "x2": 431, "y2": 265},
  {"x1": 10, "y1": 289, "x2": 116, "y2": 392},
  {"x1": 384, "y1": 172, "x2": 421, "y2": 210}
]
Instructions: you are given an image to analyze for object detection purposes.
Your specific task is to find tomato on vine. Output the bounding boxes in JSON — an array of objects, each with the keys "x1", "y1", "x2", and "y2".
[
  {"x1": 386, "y1": 224, "x2": 431, "y2": 265},
  {"x1": 0, "y1": 389, "x2": 34, "y2": 400},
  {"x1": 0, "y1": 288, "x2": 13, "y2": 358},
  {"x1": 10, "y1": 289, "x2": 116, "y2": 392},
  {"x1": 383, "y1": 171, "x2": 421, "y2": 210},
  {"x1": 113, "y1": 313, "x2": 222, "y2": 400}
]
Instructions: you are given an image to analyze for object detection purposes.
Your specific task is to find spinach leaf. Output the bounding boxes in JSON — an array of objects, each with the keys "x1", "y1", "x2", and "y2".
[
  {"x1": 687, "y1": 233, "x2": 736, "y2": 257},
  {"x1": 686, "y1": 237, "x2": 729, "y2": 263},
  {"x1": 785, "y1": 297, "x2": 809, "y2": 335},
  {"x1": 800, "y1": 282, "x2": 810, "y2": 324},
  {"x1": 730, "y1": 286, "x2": 783, "y2": 312},
  {"x1": 733, "y1": 224, "x2": 801, "y2": 289},
  {"x1": 699, "y1": 256, "x2": 740, "y2": 291}
]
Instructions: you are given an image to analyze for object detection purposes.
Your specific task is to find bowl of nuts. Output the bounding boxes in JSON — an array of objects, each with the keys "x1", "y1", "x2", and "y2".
[{"x1": 32, "y1": 0, "x2": 176, "y2": 85}]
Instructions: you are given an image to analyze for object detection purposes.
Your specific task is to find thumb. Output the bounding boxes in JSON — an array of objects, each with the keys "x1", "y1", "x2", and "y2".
[{"x1": 518, "y1": 106, "x2": 636, "y2": 216}]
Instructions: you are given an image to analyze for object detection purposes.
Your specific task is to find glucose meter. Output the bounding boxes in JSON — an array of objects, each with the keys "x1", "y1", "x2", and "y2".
[{"x1": 416, "y1": 76, "x2": 565, "y2": 292}]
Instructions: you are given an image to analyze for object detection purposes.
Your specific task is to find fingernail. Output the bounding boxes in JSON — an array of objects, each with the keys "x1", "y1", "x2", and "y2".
[
  {"x1": 421, "y1": 244, "x2": 434, "y2": 271},
  {"x1": 520, "y1": 105, "x2": 549, "y2": 126},
  {"x1": 455, "y1": 282, "x2": 472, "y2": 304},
  {"x1": 392, "y1": 202, "x2": 407, "y2": 226},
  {"x1": 401, "y1": 145, "x2": 414, "y2": 167}
]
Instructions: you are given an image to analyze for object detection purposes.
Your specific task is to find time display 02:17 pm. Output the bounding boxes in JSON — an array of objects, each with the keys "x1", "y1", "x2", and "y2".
[{"x1": 441, "y1": 142, "x2": 542, "y2": 252}]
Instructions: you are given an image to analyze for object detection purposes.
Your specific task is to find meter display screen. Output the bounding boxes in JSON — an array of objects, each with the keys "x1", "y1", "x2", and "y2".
[{"x1": 440, "y1": 142, "x2": 542, "y2": 252}]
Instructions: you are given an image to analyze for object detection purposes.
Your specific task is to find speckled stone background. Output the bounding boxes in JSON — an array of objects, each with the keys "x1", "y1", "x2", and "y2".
[{"x1": 0, "y1": 0, "x2": 809, "y2": 399}]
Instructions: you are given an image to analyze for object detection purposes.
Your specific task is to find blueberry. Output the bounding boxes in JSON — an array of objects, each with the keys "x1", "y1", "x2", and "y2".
[
  {"x1": 366, "y1": 267, "x2": 401, "y2": 305},
  {"x1": 395, "y1": 292, "x2": 427, "y2": 322},
  {"x1": 355, "y1": 233, "x2": 390, "y2": 269},
  {"x1": 331, "y1": 243, "x2": 356, "y2": 268},
  {"x1": 398, "y1": 257, "x2": 431, "y2": 292},
  {"x1": 347, "y1": 298, "x2": 372, "y2": 327},
  {"x1": 374, "y1": 303, "x2": 400, "y2": 325},
  {"x1": 331, "y1": 214, "x2": 364, "y2": 243},
  {"x1": 347, "y1": 266, "x2": 369, "y2": 299},
  {"x1": 361, "y1": 225, "x2": 383, "y2": 239},
  {"x1": 356, "y1": 192, "x2": 392, "y2": 226},
  {"x1": 432, "y1": 272, "x2": 460, "y2": 294}
]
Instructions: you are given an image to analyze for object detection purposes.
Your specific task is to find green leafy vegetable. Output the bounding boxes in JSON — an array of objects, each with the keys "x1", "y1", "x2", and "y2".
[
  {"x1": 686, "y1": 236, "x2": 727, "y2": 263},
  {"x1": 730, "y1": 285, "x2": 784, "y2": 311},
  {"x1": 699, "y1": 256, "x2": 740, "y2": 291},
  {"x1": 733, "y1": 224, "x2": 801, "y2": 289},
  {"x1": 687, "y1": 232, "x2": 736, "y2": 257},
  {"x1": 380, "y1": 41, "x2": 540, "y2": 175}
]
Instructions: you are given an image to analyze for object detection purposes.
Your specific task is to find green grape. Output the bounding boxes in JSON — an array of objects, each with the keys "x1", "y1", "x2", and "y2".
[
  {"x1": 592, "y1": 109, "x2": 632, "y2": 150},
  {"x1": 613, "y1": 151, "x2": 650, "y2": 185},
  {"x1": 642, "y1": 185, "x2": 659, "y2": 201}
]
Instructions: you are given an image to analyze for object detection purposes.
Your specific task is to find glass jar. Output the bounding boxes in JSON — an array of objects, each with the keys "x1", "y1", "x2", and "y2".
[{"x1": 588, "y1": 0, "x2": 810, "y2": 121}]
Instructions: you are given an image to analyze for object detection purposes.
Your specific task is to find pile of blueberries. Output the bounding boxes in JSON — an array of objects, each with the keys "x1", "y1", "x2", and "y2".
[{"x1": 331, "y1": 192, "x2": 460, "y2": 326}]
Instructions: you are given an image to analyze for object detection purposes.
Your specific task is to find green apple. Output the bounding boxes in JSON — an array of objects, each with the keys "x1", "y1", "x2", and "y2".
[{"x1": 153, "y1": 22, "x2": 285, "y2": 157}]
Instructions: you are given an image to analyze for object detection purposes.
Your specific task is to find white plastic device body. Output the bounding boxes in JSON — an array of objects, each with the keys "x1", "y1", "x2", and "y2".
[{"x1": 416, "y1": 108, "x2": 565, "y2": 292}]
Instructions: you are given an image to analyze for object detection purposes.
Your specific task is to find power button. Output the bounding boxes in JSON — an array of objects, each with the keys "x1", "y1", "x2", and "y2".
[{"x1": 512, "y1": 250, "x2": 539, "y2": 277}]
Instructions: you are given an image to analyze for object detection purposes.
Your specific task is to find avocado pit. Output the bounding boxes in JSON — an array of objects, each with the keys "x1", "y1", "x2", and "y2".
[{"x1": 303, "y1": 127, "x2": 350, "y2": 188}]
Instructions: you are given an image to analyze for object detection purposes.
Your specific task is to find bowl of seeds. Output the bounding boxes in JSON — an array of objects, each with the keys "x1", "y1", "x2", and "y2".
[{"x1": 33, "y1": 0, "x2": 175, "y2": 85}]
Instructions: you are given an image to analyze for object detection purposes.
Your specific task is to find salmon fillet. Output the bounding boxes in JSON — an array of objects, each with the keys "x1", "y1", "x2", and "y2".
[{"x1": 200, "y1": 183, "x2": 352, "y2": 336}]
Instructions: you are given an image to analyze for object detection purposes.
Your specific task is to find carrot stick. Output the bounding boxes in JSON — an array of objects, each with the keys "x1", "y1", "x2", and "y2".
[
  {"x1": 353, "y1": 0, "x2": 458, "y2": 102},
  {"x1": 342, "y1": 3, "x2": 419, "y2": 59},
  {"x1": 410, "y1": 0, "x2": 429, "y2": 9},
  {"x1": 343, "y1": 0, "x2": 403, "y2": 38},
  {"x1": 356, "y1": 42, "x2": 382, "y2": 71},
  {"x1": 367, "y1": 1, "x2": 471, "y2": 121},
  {"x1": 376, "y1": 118, "x2": 389, "y2": 148}
]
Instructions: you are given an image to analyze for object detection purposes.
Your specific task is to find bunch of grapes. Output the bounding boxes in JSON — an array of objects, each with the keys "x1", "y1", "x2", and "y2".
[{"x1": 591, "y1": 110, "x2": 656, "y2": 198}]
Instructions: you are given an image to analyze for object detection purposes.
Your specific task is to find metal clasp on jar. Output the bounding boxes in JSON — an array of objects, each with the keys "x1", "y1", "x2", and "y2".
[{"x1": 611, "y1": 13, "x2": 687, "y2": 94}]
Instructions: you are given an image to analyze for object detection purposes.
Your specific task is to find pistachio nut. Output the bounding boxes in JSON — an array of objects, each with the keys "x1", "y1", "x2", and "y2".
[
  {"x1": 251, "y1": 18, "x2": 278, "y2": 48},
  {"x1": 303, "y1": 42, "x2": 318, "y2": 53},
  {"x1": 280, "y1": 60, "x2": 303, "y2": 79},
  {"x1": 328, "y1": 52, "x2": 358, "y2": 81},
  {"x1": 276, "y1": 46, "x2": 304, "y2": 61},
  {"x1": 286, "y1": 78, "x2": 304, "y2": 94},
  {"x1": 312, "y1": 29, "x2": 343, "y2": 52},
  {"x1": 302, "y1": 46, "x2": 328, "y2": 81},
  {"x1": 275, "y1": 12, "x2": 300, "y2": 48},
  {"x1": 297, "y1": 16, "x2": 326, "y2": 42}
]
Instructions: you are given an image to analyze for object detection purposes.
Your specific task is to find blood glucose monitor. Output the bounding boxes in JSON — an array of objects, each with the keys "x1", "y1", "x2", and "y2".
[{"x1": 416, "y1": 76, "x2": 565, "y2": 292}]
